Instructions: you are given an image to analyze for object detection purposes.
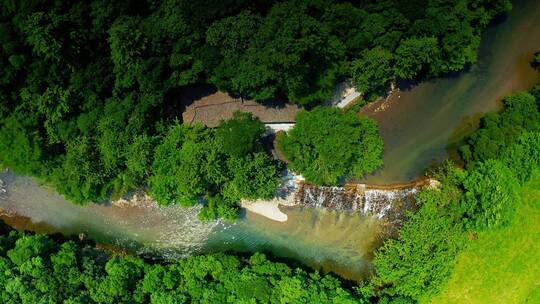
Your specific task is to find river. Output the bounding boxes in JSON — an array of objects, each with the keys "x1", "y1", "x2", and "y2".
[
  {"x1": 362, "y1": 0, "x2": 540, "y2": 183},
  {"x1": 1, "y1": 0, "x2": 540, "y2": 282}
]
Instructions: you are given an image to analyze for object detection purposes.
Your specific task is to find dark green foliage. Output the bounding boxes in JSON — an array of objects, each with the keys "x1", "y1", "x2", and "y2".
[
  {"x1": 215, "y1": 111, "x2": 266, "y2": 157},
  {"x1": 460, "y1": 90, "x2": 540, "y2": 183},
  {"x1": 0, "y1": 113, "x2": 42, "y2": 176},
  {"x1": 500, "y1": 131, "x2": 540, "y2": 182},
  {"x1": 222, "y1": 152, "x2": 281, "y2": 202},
  {"x1": 351, "y1": 47, "x2": 394, "y2": 95},
  {"x1": 150, "y1": 114, "x2": 280, "y2": 220},
  {"x1": 149, "y1": 124, "x2": 214, "y2": 206},
  {"x1": 373, "y1": 200, "x2": 465, "y2": 301},
  {"x1": 533, "y1": 52, "x2": 540, "y2": 70},
  {"x1": 0, "y1": 229, "x2": 363, "y2": 303},
  {"x1": 198, "y1": 194, "x2": 240, "y2": 222},
  {"x1": 0, "y1": 0, "x2": 510, "y2": 209},
  {"x1": 372, "y1": 158, "x2": 520, "y2": 301},
  {"x1": 460, "y1": 92, "x2": 540, "y2": 165},
  {"x1": 208, "y1": 1, "x2": 345, "y2": 105},
  {"x1": 394, "y1": 37, "x2": 440, "y2": 79},
  {"x1": 278, "y1": 107, "x2": 383, "y2": 185},
  {"x1": 51, "y1": 136, "x2": 110, "y2": 204}
]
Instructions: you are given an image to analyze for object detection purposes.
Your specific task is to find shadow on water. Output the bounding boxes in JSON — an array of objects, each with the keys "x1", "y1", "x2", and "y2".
[
  {"x1": 444, "y1": 113, "x2": 486, "y2": 164},
  {"x1": 396, "y1": 68, "x2": 472, "y2": 93}
]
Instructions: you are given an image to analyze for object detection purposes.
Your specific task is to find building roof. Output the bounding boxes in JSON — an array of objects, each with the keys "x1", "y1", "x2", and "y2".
[{"x1": 182, "y1": 91, "x2": 301, "y2": 128}]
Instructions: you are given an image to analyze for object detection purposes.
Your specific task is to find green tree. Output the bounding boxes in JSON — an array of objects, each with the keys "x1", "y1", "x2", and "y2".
[
  {"x1": 7, "y1": 235, "x2": 55, "y2": 267},
  {"x1": 198, "y1": 194, "x2": 239, "y2": 221},
  {"x1": 278, "y1": 107, "x2": 383, "y2": 185},
  {"x1": 372, "y1": 190, "x2": 465, "y2": 301},
  {"x1": 208, "y1": 1, "x2": 346, "y2": 105},
  {"x1": 150, "y1": 118, "x2": 279, "y2": 219},
  {"x1": 351, "y1": 47, "x2": 394, "y2": 95},
  {"x1": 222, "y1": 152, "x2": 281, "y2": 202},
  {"x1": 460, "y1": 92, "x2": 540, "y2": 165},
  {"x1": 121, "y1": 134, "x2": 155, "y2": 190},
  {"x1": 500, "y1": 132, "x2": 540, "y2": 182},
  {"x1": 0, "y1": 0, "x2": 513, "y2": 211},
  {"x1": 149, "y1": 124, "x2": 211, "y2": 206},
  {"x1": 215, "y1": 111, "x2": 266, "y2": 157},
  {"x1": 0, "y1": 114, "x2": 43, "y2": 176},
  {"x1": 458, "y1": 160, "x2": 520, "y2": 230},
  {"x1": 91, "y1": 256, "x2": 146, "y2": 303},
  {"x1": 51, "y1": 136, "x2": 110, "y2": 204},
  {"x1": 394, "y1": 37, "x2": 440, "y2": 79},
  {"x1": 109, "y1": 16, "x2": 147, "y2": 90}
]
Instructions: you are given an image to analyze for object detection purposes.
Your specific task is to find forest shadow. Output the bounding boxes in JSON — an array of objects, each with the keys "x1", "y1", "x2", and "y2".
[
  {"x1": 161, "y1": 84, "x2": 218, "y2": 123},
  {"x1": 396, "y1": 68, "x2": 471, "y2": 92},
  {"x1": 444, "y1": 113, "x2": 484, "y2": 167}
]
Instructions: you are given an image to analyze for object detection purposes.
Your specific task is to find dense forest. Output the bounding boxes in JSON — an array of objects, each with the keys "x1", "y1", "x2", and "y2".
[
  {"x1": 0, "y1": 0, "x2": 512, "y2": 216},
  {"x1": 366, "y1": 83, "x2": 540, "y2": 302},
  {"x1": 0, "y1": 224, "x2": 364, "y2": 303}
]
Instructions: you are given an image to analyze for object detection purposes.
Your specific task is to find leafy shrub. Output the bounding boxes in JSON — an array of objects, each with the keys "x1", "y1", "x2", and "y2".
[
  {"x1": 460, "y1": 92, "x2": 540, "y2": 165},
  {"x1": 372, "y1": 190, "x2": 465, "y2": 301}
]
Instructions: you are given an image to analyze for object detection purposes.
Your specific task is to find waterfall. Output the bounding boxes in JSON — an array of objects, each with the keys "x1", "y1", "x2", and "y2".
[
  {"x1": 295, "y1": 183, "x2": 418, "y2": 223},
  {"x1": 0, "y1": 178, "x2": 6, "y2": 199}
]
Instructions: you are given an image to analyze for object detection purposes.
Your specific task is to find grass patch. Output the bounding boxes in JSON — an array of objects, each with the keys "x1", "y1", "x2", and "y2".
[{"x1": 429, "y1": 172, "x2": 540, "y2": 304}]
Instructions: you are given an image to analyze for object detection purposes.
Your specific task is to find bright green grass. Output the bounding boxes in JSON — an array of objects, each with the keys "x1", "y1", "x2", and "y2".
[{"x1": 429, "y1": 172, "x2": 540, "y2": 304}]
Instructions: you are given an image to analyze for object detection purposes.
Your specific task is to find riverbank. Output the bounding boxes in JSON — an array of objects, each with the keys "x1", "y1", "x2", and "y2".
[
  {"x1": 357, "y1": 0, "x2": 540, "y2": 184},
  {"x1": 241, "y1": 199, "x2": 288, "y2": 222}
]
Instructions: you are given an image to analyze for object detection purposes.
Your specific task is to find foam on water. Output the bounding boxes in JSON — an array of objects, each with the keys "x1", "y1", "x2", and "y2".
[{"x1": 296, "y1": 184, "x2": 417, "y2": 222}]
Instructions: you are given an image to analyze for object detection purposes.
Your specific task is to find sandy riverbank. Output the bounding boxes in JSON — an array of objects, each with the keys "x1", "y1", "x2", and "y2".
[
  {"x1": 241, "y1": 199, "x2": 289, "y2": 222},
  {"x1": 240, "y1": 170, "x2": 301, "y2": 222}
]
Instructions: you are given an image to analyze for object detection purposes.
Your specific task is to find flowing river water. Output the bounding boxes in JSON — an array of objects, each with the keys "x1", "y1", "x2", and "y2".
[
  {"x1": 1, "y1": 0, "x2": 540, "y2": 282},
  {"x1": 362, "y1": 0, "x2": 540, "y2": 183}
]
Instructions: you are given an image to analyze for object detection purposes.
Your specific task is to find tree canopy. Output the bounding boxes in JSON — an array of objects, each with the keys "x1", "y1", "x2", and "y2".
[
  {"x1": 277, "y1": 107, "x2": 383, "y2": 185},
  {"x1": 459, "y1": 92, "x2": 540, "y2": 166},
  {"x1": 534, "y1": 52, "x2": 540, "y2": 70},
  {"x1": 0, "y1": 0, "x2": 511, "y2": 213},
  {"x1": 149, "y1": 113, "x2": 280, "y2": 220},
  {"x1": 0, "y1": 227, "x2": 364, "y2": 304}
]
